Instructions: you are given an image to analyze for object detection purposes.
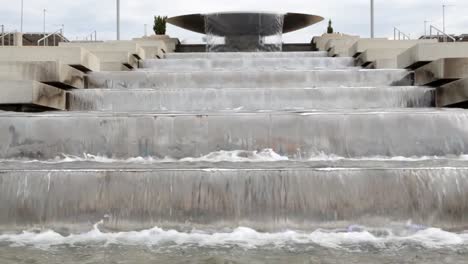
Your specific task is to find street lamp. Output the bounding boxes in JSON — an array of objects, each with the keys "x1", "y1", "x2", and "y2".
[
  {"x1": 116, "y1": 0, "x2": 120, "y2": 40},
  {"x1": 370, "y1": 0, "x2": 375, "y2": 38},
  {"x1": 424, "y1": 20, "x2": 431, "y2": 38},
  {"x1": 43, "y1": 8, "x2": 47, "y2": 45},
  {"x1": 443, "y1": 4, "x2": 454, "y2": 34},
  {"x1": 20, "y1": 0, "x2": 24, "y2": 33}
]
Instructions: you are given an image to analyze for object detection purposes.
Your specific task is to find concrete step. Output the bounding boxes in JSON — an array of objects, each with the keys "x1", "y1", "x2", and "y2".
[
  {"x1": 87, "y1": 69, "x2": 413, "y2": 89},
  {"x1": 1, "y1": 161, "x2": 467, "y2": 231},
  {"x1": 164, "y1": 51, "x2": 329, "y2": 59},
  {"x1": 68, "y1": 87, "x2": 435, "y2": 112},
  {"x1": 0, "y1": 80, "x2": 66, "y2": 111},
  {"x1": 415, "y1": 58, "x2": 468, "y2": 86},
  {"x1": 1, "y1": 109, "x2": 468, "y2": 160},
  {"x1": 0, "y1": 47, "x2": 100, "y2": 72},
  {"x1": 0, "y1": 61, "x2": 85, "y2": 89},
  {"x1": 437, "y1": 78, "x2": 468, "y2": 107},
  {"x1": 349, "y1": 39, "x2": 437, "y2": 58},
  {"x1": 398, "y1": 42, "x2": 468, "y2": 70},
  {"x1": 139, "y1": 57, "x2": 356, "y2": 71}
]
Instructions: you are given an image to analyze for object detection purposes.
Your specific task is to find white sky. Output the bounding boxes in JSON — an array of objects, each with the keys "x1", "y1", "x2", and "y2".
[{"x1": 0, "y1": 0, "x2": 466, "y2": 43}]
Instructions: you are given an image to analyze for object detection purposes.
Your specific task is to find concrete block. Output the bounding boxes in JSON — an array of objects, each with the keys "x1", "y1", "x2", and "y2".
[
  {"x1": 349, "y1": 39, "x2": 437, "y2": 57},
  {"x1": 100, "y1": 62, "x2": 133, "y2": 71},
  {"x1": 0, "y1": 80, "x2": 65, "y2": 110},
  {"x1": 0, "y1": 61, "x2": 85, "y2": 89},
  {"x1": 60, "y1": 41, "x2": 140, "y2": 53},
  {"x1": 0, "y1": 47, "x2": 100, "y2": 72},
  {"x1": 312, "y1": 33, "x2": 359, "y2": 51},
  {"x1": 133, "y1": 35, "x2": 180, "y2": 52},
  {"x1": 397, "y1": 43, "x2": 468, "y2": 70},
  {"x1": 437, "y1": 78, "x2": 468, "y2": 107},
  {"x1": 372, "y1": 58, "x2": 398, "y2": 69},
  {"x1": 356, "y1": 48, "x2": 406, "y2": 67},
  {"x1": 325, "y1": 38, "x2": 360, "y2": 57},
  {"x1": 414, "y1": 58, "x2": 468, "y2": 86}
]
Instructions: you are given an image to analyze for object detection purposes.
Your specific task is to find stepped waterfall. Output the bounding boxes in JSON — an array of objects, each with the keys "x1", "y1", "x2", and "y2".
[{"x1": 1, "y1": 50, "x2": 467, "y2": 263}]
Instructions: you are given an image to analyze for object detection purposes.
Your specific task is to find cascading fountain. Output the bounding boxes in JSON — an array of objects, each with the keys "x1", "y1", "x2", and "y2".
[{"x1": 0, "y1": 11, "x2": 467, "y2": 264}]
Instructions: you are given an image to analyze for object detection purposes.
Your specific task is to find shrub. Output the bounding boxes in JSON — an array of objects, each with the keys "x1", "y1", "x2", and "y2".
[{"x1": 154, "y1": 16, "x2": 168, "y2": 35}]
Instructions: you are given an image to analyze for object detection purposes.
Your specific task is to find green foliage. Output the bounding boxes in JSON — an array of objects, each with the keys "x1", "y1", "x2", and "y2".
[
  {"x1": 327, "y1": 19, "x2": 334, "y2": 34},
  {"x1": 154, "y1": 16, "x2": 168, "y2": 35}
]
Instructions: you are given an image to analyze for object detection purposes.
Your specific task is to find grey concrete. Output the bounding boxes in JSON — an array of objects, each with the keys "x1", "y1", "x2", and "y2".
[
  {"x1": 0, "y1": 61, "x2": 85, "y2": 89},
  {"x1": 325, "y1": 38, "x2": 359, "y2": 57},
  {"x1": 356, "y1": 48, "x2": 406, "y2": 67},
  {"x1": 0, "y1": 81, "x2": 65, "y2": 110},
  {"x1": 397, "y1": 43, "x2": 468, "y2": 69},
  {"x1": 349, "y1": 39, "x2": 437, "y2": 57},
  {"x1": 0, "y1": 47, "x2": 100, "y2": 72},
  {"x1": 371, "y1": 58, "x2": 398, "y2": 69},
  {"x1": 1, "y1": 110, "x2": 468, "y2": 159},
  {"x1": 414, "y1": 58, "x2": 468, "y2": 86},
  {"x1": 68, "y1": 87, "x2": 434, "y2": 112},
  {"x1": 0, "y1": 164, "x2": 467, "y2": 231},
  {"x1": 87, "y1": 69, "x2": 413, "y2": 89},
  {"x1": 437, "y1": 78, "x2": 468, "y2": 107},
  {"x1": 312, "y1": 33, "x2": 359, "y2": 52}
]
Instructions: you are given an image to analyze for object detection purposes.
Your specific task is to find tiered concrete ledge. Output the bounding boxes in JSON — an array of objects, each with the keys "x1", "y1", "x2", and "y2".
[
  {"x1": 414, "y1": 58, "x2": 468, "y2": 86},
  {"x1": 356, "y1": 48, "x2": 406, "y2": 68},
  {"x1": 397, "y1": 43, "x2": 468, "y2": 70},
  {"x1": 312, "y1": 33, "x2": 359, "y2": 51},
  {"x1": 0, "y1": 47, "x2": 100, "y2": 72},
  {"x1": 325, "y1": 37, "x2": 359, "y2": 57},
  {"x1": 437, "y1": 78, "x2": 468, "y2": 107},
  {"x1": 0, "y1": 80, "x2": 65, "y2": 111},
  {"x1": 60, "y1": 41, "x2": 141, "y2": 71},
  {"x1": 0, "y1": 61, "x2": 85, "y2": 89},
  {"x1": 349, "y1": 39, "x2": 437, "y2": 58}
]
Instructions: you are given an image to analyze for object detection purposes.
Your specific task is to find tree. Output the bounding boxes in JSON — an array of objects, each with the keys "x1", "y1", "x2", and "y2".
[
  {"x1": 154, "y1": 16, "x2": 168, "y2": 35},
  {"x1": 327, "y1": 19, "x2": 334, "y2": 34}
]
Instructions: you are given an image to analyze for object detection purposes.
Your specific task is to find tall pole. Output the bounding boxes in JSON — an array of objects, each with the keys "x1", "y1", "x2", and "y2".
[
  {"x1": 20, "y1": 0, "x2": 24, "y2": 33},
  {"x1": 424, "y1": 20, "x2": 429, "y2": 38},
  {"x1": 370, "y1": 0, "x2": 375, "y2": 38},
  {"x1": 442, "y1": 5, "x2": 446, "y2": 34},
  {"x1": 43, "y1": 8, "x2": 46, "y2": 46},
  {"x1": 116, "y1": 0, "x2": 120, "y2": 40}
]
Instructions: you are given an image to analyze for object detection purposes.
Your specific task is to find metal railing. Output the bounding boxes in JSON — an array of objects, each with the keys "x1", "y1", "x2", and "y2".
[
  {"x1": 85, "y1": 30, "x2": 98, "y2": 42},
  {"x1": 429, "y1": 25, "x2": 456, "y2": 42},
  {"x1": 394, "y1": 27, "x2": 411, "y2": 40},
  {"x1": 37, "y1": 28, "x2": 68, "y2": 46},
  {"x1": 0, "y1": 31, "x2": 16, "y2": 46}
]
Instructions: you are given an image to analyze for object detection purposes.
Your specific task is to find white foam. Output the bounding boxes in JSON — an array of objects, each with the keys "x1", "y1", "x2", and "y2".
[
  {"x1": 2, "y1": 150, "x2": 468, "y2": 164},
  {"x1": 0, "y1": 223, "x2": 466, "y2": 251},
  {"x1": 308, "y1": 152, "x2": 468, "y2": 162},
  {"x1": 0, "y1": 149, "x2": 288, "y2": 164}
]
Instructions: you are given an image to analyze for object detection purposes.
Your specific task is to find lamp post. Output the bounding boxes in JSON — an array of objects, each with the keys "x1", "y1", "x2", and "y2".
[
  {"x1": 43, "y1": 8, "x2": 46, "y2": 46},
  {"x1": 443, "y1": 4, "x2": 454, "y2": 34},
  {"x1": 20, "y1": 0, "x2": 24, "y2": 33},
  {"x1": 424, "y1": 20, "x2": 430, "y2": 38},
  {"x1": 370, "y1": 0, "x2": 375, "y2": 38},
  {"x1": 443, "y1": 4, "x2": 446, "y2": 34},
  {"x1": 116, "y1": 0, "x2": 120, "y2": 40}
]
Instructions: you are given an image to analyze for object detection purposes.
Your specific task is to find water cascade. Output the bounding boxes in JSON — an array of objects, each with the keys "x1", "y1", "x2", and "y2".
[{"x1": 1, "y1": 51, "x2": 468, "y2": 237}]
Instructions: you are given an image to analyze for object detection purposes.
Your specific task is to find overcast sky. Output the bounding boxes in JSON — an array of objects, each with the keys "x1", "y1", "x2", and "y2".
[{"x1": 0, "y1": 0, "x2": 466, "y2": 43}]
